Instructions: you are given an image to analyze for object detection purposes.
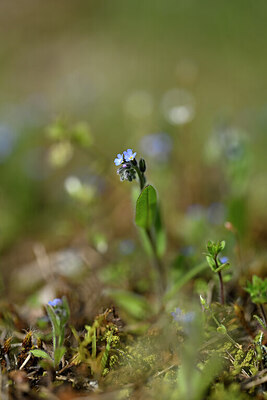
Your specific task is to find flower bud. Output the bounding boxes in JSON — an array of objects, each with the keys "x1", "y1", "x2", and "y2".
[{"x1": 139, "y1": 158, "x2": 146, "y2": 172}]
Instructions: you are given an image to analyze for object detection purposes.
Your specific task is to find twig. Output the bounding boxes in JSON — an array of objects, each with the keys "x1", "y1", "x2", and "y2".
[
  {"x1": 19, "y1": 353, "x2": 32, "y2": 370},
  {"x1": 241, "y1": 370, "x2": 267, "y2": 390},
  {"x1": 151, "y1": 363, "x2": 178, "y2": 379}
]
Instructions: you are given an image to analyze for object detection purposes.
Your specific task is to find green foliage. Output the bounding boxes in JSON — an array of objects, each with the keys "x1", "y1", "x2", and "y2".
[
  {"x1": 72, "y1": 309, "x2": 121, "y2": 377},
  {"x1": 245, "y1": 275, "x2": 267, "y2": 304},
  {"x1": 47, "y1": 119, "x2": 93, "y2": 168},
  {"x1": 30, "y1": 349, "x2": 53, "y2": 362},
  {"x1": 47, "y1": 119, "x2": 93, "y2": 148},
  {"x1": 107, "y1": 289, "x2": 151, "y2": 320},
  {"x1": 54, "y1": 346, "x2": 66, "y2": 368},
  {"x1": 205, "y1": 240, "x2": 229, "y2": 273},
  {"x1": 165, "y1": 262, "x2": 207, "y2": 300},
  {"x1": 135, "y1": 185, "x2": 157, "y2": 229},
  {"x1": 209, "y1": 383, "x2": 251, "y2": 400},
  {"x1": 154, "y1": 204, "x2": 166, "y2": 258},
  {"x1": 45, "y1": 297, "x2": 70, "y2": 369}
]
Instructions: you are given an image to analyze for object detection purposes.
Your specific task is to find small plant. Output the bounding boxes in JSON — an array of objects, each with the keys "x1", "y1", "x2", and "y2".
[
  {"x1": 31, "y1": 297, "x2": 70, "y2": 370},
  {"x1": 71, "y1": 309, "x2": 120, "y2": 377},
  {"x1": 205, "y1": 240, "x2": 230, "y2": 304},
  {"x1": 245, "y1": 276, "x2": 267, "y2": 326},
  {"x1": 200, "y1": 295, "x2": 240, "y2": 349},
  {"x1": 114, "y1": 149, "x2": 166, "y2": 295}
]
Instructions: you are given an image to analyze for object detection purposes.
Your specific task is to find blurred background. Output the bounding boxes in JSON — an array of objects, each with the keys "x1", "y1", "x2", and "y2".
[{"x1": 1, "y1": 0, "x2": 267, "y2": 306}]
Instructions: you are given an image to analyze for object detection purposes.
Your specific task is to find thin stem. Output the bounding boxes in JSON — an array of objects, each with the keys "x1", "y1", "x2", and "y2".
[
  {"x1": 135, "y1": 163, "x2": 166, "y2": 295},
  {"x1": 210, "y1": 313, "x2": 240, "y2": 348},
  {"x1": 215, "y1": 256, "x2": 225, "y2": 305},
  {"x1": 146, "y1": 227, "x2": 166, "y2": 295},
  {"x1": 218, "y1": 271, "x2": 225, "y2": 305},
  {"x1": 133, "y1": 164, "x2": 146, "y2": 191}
]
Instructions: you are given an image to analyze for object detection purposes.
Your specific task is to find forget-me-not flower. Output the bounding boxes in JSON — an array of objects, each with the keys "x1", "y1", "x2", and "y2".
[
  {"x1": 219, "y1": 256, "x2": 229, "y2": 264},
  {"x1": 123, "y1": 149, "x2": 136, "y2": 162},
  {"x1": 114, "y1": 153, "x2": 124, "y2": 166},
  {"x1": 48, "y1": 298, "x2": 63, "y2": 307},
  {"x1": 171, "y1": 307, "x2": 195, "y2": 323},
  {"x1": 140, "y1": 133, "x2": 172, "y2": 162}
]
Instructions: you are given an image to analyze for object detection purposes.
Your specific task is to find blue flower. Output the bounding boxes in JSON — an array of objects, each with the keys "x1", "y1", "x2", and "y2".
[
  {"x1": 219, "y1": 256, "x2": 229, "y2": 264},
  {"x1": 140, "y1": 133, "x2": 172, "y2": 161},
  {"x1": 171, "y1": 307, "x2": 195, "y2": 323},
  {"x1": 48, "y1": 298, "x2": 62, "y2": 307},
  {"x1": 123, "y1": 149, "x2": 137, "y2": 162},
  {"x1": 114, "y1": 153, "x2": 124, "y2": 166},
  {"x1": 207, "y1": 202, "x2": 226, "y2": 225}
]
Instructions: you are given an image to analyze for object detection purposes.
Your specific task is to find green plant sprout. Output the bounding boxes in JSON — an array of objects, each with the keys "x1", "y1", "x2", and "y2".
[
  {"x1": 205, "y1": 240, "x2": 230, "y2": 305},
  {"x1": 245, "y1": 276, "x2": 267, "y2": 327},
  {"x1": 71, "y1": 309, "x2": 120, "y2": 377},
  {"x1": 114, "y1": 149, "x2": 166, "y2": 295},
  {"x1": 200, "y1": 295, "x2": 241, "y2": 349},
  {"x1": 31, "y1": 297, "x2": 70, "y2": 370}
]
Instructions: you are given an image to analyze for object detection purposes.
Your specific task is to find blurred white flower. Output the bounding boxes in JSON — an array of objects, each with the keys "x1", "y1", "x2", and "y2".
[
  {"x1": 140, "y1": 132, "x2": 172, "y2": 162},
  {"x1": 161, "y1": 88, "x2": 195, "y2": 125}
]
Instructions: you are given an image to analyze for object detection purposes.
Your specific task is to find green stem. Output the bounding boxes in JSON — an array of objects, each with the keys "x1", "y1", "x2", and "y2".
[
  {"x1": 218, "y1": 271, "x2": 225, "y2": 305},
  {"x1": 133, "y1": 165, "x2": 146, "y2": 191},
  {"x1": 211, "y1": 313, "x2": 240, "y2": 348},
  {"x1": 146, "y1": 227, "x2": 166, "y2": 295},
  {"x1": 215, "y1": 256, "x2": 225, "y2": 305},
  {"x1": 135, "y1": 163, "x2": 165, "y2": 295}
]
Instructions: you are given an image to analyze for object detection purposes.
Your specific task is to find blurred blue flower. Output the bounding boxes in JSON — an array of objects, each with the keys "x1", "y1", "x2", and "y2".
[
  {"x1": 216, "y1": 125, "x2": 245, "y2": 161},
  {"x1": 171, "y1": 307, "x2": 195, "y2": 323},
  {"x1": 219, "y1": 256, "x2": 229, "y2": 264},
  {"x1": 123, "y1": 149, "x2": 136, "y2": 162},
  {"x1": 180, "y1": 246, "x2": 195, "y2": 257},
  {"x1": 48, "y1": 298, "x2": 62, "y2": 307},
  {"x1": 119, "y1": 239, "x2": 135, "y2": 255},
  {"x1": 140, "y1": 133, "x2": 172, "y2": 162},
  {"x1": 114, "y1": 153, "x2": 124, "y2": 166},
  {"x1": 207, "y1": 202, "x2": 226, "y2": 225},
  {"x1": 0, "y1": 125, "x2": 16, "y2": 162}
]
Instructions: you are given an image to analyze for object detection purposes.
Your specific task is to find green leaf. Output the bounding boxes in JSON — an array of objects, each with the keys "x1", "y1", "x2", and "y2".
[
  {"x1": 107, "y1": 289, "x2": 151, "y2": 319},
  {"x1": 46, "y1": 305, "x2": 61, "y2": 337},
  {"x1": 206, "y1": 255, "x2": 216, "y2": 271},
  {"x1": 101, "y1": 332, "x2": 113, "y2": 371},
  {"x1": 138, "y1": 227, "x2": 153, "y2": 257},
  {"x1": 165, "y1": 262, "x2": 208, "y2": 300},
  {"x1": 219, "y1": 240, "x2": 226, "y2": 251},
  {"x1": 214, "y1": 262, "x2": 230, "y2": 273},
  {"x1": 253, "y1": 315, "x2": 267, "y2": 329},
  {"x1": 30, "y1": 349, "x2": 53, "y2": 361},
  {"x1": 54, "y1": 346, "x2": 66, "y2": 368},
  {"x1": 135, "y1": 185, "x2": 157, "y2": 229},
  {"x1": 207, "y1": 240, "x2": 214, "y2": 255}
]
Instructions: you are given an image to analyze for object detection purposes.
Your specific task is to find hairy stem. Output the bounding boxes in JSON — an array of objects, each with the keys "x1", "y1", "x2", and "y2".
[{"x1": 133, "y1": 164, "x2": 146, "y2": 191}]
